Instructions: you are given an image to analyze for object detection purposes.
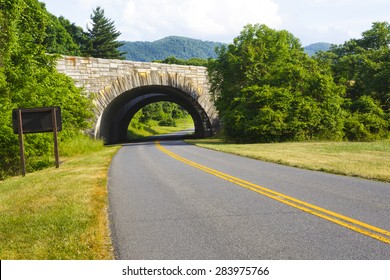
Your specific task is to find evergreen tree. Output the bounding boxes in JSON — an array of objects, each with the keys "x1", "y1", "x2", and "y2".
[{"x1": 85, "y1": 7, "x2": 125, "y2": 59}]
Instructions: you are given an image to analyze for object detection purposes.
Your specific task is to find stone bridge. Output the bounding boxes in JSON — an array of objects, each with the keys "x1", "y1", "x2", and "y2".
[{"x1": 56, "y1": 56, "x2": 219, "y2": 144}]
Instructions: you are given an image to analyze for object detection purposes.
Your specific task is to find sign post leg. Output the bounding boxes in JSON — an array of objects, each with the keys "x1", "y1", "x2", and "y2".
[
  {"x1": 17, "y1": 109, "x2": 26, "y2": 177},
  {"x1": 52, "y1": 108, "x2": 60, "y2": 168}
]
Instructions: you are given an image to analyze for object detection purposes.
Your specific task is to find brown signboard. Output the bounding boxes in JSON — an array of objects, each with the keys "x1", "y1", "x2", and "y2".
[
  {"x1": 12, "y1": 107, "x2": 62, "y2": 177},
  {"x1": 12, "y1": 107, "x2": 62, "y2": 134}
]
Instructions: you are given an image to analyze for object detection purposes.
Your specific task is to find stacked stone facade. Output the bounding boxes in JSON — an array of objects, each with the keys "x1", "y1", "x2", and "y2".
[{"x1": 56, "y1": 55, "x2": 219, "y2": 140}]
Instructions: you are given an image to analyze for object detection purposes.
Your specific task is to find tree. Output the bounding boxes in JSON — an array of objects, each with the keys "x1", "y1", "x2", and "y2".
[
  {"x1": 44, "y1": 13, "x2": 81, "y2": 56},
  {"x1": 84, "y1": 7, "x2": 125, "y2": 59},
  {"x1": 209, "y1": 24, "x2": 344, "y2": 143},
  {"x1": 58, "y1": 16, "x2": 88, "y2": 55},
  {"x1": 316, "y1": 22, "x2": 389, "y2": 140}
]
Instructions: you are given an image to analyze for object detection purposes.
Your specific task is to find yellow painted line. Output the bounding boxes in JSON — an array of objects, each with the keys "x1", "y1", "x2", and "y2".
[{"x1": 155, "y1": 140, "x2": 390, "y2": 245}]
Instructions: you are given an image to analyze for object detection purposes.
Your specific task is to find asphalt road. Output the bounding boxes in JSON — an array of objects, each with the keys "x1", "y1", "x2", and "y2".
[{"x1": 108, "y1": 140, "x2": 390, "y2": 259}]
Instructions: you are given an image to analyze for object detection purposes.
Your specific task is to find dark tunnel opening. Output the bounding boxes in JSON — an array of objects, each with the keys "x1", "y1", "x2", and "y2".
[{"x1": 96, "y1": 85, "x2": 213, "y2": 144}]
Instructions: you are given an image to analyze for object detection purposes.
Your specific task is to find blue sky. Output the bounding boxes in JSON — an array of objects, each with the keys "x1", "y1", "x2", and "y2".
[{"x1": 40, "y1": 0, "x2": 389, "y2": 45}]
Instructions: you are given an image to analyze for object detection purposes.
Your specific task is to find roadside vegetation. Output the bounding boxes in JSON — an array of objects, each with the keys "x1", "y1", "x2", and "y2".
[
  {"x1": 0, "y1": 1, "x2": 125, "y2": 180},
  {"x1": 208, "y1": 23, "x2": 389, "y2": 143},
  {"x1": 127, "y1": 102, "x2": 194, "y2": 140},
  {"x1": 0, "y1": 135, "x2": 120, "y2": 259},
  {"x1": 187, "y1": 138, "x2": 390, "y2": 182}
]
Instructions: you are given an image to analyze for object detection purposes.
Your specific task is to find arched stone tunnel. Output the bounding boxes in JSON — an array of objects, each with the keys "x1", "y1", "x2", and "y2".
[
  {"x1": 97, "y1": 85, "x2": 213, "y2": 144},
  {"x1": 56, "y1": 56, "x2": 220, "y2": 144}
]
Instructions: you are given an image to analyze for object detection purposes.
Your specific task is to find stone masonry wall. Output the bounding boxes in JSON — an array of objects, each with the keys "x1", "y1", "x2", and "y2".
[{"x1": 56, "y1": 56, "x2": 210, "y2": 95}]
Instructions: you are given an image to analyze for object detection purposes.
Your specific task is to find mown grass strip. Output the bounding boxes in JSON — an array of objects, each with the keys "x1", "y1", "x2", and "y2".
[
  {"x1": 0, "y1": 138, "x2": 120, "y2": 259},
  {"x1": 186, "y1": 139, "x2": 390, "y2": 182}
]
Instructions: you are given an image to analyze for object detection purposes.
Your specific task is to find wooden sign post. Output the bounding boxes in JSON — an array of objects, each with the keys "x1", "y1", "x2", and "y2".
[
  {"x1": 51, "y1": 107, "x2": 60, "y2": 169},
  {"x1": 16, "y1": 109, "x2": 26, "y2": 177},
  {"x1": 12, "y1": 107, "x2": 62, "y2": 177}
]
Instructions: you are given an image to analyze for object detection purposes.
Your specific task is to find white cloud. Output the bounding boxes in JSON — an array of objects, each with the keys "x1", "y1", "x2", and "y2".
[
  {"x1": 42, "y1": 0, "x2": 390, "y2": 44},
  {"x1": 275, "y1": 0, "x2": 390, "y2": 45},
  {"x1": 120, "y1": 0, "x2": 282, "y2": 42}
]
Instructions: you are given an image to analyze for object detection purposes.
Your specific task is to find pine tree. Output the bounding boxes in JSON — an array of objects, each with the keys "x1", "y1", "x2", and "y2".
[{"x1": 85, "y1": 7, "x2": 125, "y2": 59}]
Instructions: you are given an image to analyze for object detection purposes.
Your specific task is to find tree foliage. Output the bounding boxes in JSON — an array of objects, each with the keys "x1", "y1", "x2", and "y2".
[
  {"x1": 37, "y1": 5, "x2": 125, "y2": 59},
  {"x1": 209, "y1": 24, "x2": 345, "y2": 143},
  {"x1": 44, "y1": 13, "x2": 81, "y2": 56},
  {"x1": 57, "y1": 16, "x2": 88, "y2": 55},
  {"x1": 316, "y1": 22, "x2": 389, "y2": 140},
  {"x1": 154, "y1": 56, "x2": 208, "y2": 66},
  {"x1": 0, "y1": 0, "x2": 93, "y2": 179},
  {"x1": 84, "y1": 7, "x2": 125, "y2": 59},
  {"x1": 130, "y1": 102, "x2": 188, "y2": 130}
]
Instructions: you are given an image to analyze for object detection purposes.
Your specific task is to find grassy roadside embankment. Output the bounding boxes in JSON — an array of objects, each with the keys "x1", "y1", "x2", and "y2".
[
  {"x1": 127, "y1": 115, "x2": 194, "y2": 140},
  {"x1": 186, "y1": 139, "x2": 390, "y2": 183},
  {"x1": 0, "y1": 135, "x2": 120, "y2": 259}
]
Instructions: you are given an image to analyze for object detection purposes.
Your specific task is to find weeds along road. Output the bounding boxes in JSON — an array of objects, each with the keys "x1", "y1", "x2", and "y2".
[{"x1": 108, "y1": 140, "x2": 390, "y2": 259}]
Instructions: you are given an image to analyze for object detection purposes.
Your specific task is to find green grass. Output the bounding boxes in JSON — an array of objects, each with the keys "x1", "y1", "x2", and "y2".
[
  {"x1": 127, "y1": 115, "x2": 194, "y2": 140},
  {"x1": 186, "y1": 139, "x2": 390, "y2": 182},
  {"x1": 0, "y1": 135, "x2": 120, "y2": 259}
]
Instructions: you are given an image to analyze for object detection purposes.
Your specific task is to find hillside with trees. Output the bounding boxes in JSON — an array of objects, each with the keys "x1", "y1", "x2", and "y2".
[
  {"x1": 118, "y1": 36, "x2": 330, "y2": 62},
  {"x1": 118, "y1": 36, "x2": 224, "y2": 61},
  {"x1": 304, "y1": 42, "x2": 331, "y2": 56}
]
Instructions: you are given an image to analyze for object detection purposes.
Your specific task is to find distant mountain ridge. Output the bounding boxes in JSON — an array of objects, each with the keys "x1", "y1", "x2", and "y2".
[
  {"x1": 304, "y1": 42, "x2": 332, "y2": 56},
  {"x1": 119, "y1": 36, "x2": 224, "y2": 62},
  {"x1": 119, "y1": 36, "x2": 332, "y2": 62}
]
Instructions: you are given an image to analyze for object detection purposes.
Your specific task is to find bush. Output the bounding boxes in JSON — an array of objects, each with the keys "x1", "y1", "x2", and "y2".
[
  {"x1": 158, "y1": 118, "x2": 176, "y2": 127},
  {"x1": 344, "y1": 96, "x2": 389, "y2": 141}
]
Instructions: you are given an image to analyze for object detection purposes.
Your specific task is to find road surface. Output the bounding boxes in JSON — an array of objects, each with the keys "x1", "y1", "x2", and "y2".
[{"x1": 108, "y1": 140, "x2": 390, "y2": 259}]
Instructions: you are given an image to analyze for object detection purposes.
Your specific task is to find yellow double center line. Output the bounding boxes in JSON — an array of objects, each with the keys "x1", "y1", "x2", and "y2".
[{"x1": 155, "y1": 140, "x2": 390, "y2": 245}]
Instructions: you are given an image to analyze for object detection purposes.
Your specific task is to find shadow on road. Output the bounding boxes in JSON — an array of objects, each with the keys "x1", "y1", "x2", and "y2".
[{"x1": 121, "y1": 129, "x2": 196, "y2": 144}]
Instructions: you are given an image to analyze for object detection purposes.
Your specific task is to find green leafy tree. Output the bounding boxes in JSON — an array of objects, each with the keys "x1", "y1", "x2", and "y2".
[
  {"x1": 58, "y1": 16, "x2": 88, "y2": 55},
  {"x1": 84, "y1": 7, "x2": 125, "y2": 59},
  {"x1": 209, "y1": 24, "x2": 344, "y2": 143},
  {"x1": 344, "y1": 96, "x2": 387, "y2": 141},
  {"x1": 319, "y1": 22, "x2": 390, "y2": 107},
  {"x1": 138, "y1": 102, "x2": 187, "y2": 127},
  {"x1": 44, "y1": 13, "x2": 81, "y2": 55},
  {"x1": 316, "y1": 22, "x2": 389, "y2": 140}
]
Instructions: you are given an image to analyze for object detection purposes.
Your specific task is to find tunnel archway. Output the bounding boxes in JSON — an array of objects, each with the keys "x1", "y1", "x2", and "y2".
[
  {"x1": 56, "y1": 57, "x2": 220, "y2": 140},
  {"x1": 96, "y1": 85, "x2": 213, "y2": 144}
]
